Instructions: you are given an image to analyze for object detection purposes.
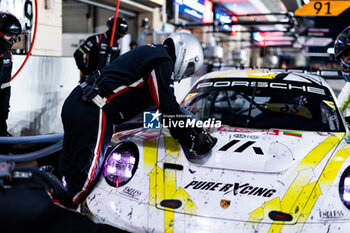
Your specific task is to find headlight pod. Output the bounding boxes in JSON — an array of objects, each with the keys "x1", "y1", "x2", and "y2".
[
  {"x1": 339, "y1": 166, "x2": 350, "y2": 209},
  {"x1": 103, "y1": 141, "x2": 139, "y2": 188}
]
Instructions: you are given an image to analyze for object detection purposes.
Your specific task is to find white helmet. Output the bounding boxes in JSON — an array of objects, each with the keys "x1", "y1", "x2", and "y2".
[{"x1": 163, "y1": 32, "x2": 204, "y2": 82}]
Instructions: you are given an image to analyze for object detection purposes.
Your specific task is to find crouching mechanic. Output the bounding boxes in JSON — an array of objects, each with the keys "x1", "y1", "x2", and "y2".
[
  {"x1": 59, "y1": 32, "x2": 217, "y2": 208},
  {"x1": 335, "y1": 26, "x2": 350, "y2": 116}
]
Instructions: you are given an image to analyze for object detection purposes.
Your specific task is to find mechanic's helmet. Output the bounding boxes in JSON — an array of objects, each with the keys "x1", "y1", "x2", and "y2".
[
  {"x1": 334, "y1": 26, "x2": 350, "y2": 80},
  {"x1": 0, "y1": 12, "x2": 21, "y2": 51},
  {"x1": 163, "y1": 32, "x2": 204, "y2": 82},
  {"x1": 106, "y1": 16, "x2": 128, "y2": 39}
]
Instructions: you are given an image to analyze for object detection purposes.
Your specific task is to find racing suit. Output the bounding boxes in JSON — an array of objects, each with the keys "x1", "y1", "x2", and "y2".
[
  {"x1": 60, "y1": 44, "x2": 210, "y2": 208},
  {"x1": 74, "y1": 31, "x2": 121, "y2": 82},
  {"x1": 0, "y1": 49, "x2": 12, "y2": 154},
  {"x1": 337, "y1": 82, "x2": 350, "y2": 116}
]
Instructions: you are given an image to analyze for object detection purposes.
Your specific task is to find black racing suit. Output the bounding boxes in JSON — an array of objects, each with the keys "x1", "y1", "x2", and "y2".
[
  {"x1": 0, "y1": 49, "x2": 12, "y2": 154},
  {"x1": 74, "y1": 31, "x2": 121, "y2": 82},
  {"x1": 60, "y1": 44, "x2": 200, "y2": 208}
]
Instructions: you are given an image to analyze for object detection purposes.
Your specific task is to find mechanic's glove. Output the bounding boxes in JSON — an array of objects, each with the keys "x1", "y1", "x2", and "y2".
[
  {"x1": 192, "y1": 130, "x2": 217, "y2": 155},
  {"x1": 179, "y1": 130, "x2": 217, "y2": 156}
]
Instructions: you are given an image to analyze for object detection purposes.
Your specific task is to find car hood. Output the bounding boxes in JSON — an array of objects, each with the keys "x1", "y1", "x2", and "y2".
[
  {"x1": 110, "y1": 127, "x2": 345, "y2": 224},
  {"x1": 114, "y1": 126, "x2": 343, "y2": 173},
  {"x1": 201, "y1": 127, "x2": 339, "y2": 173}
]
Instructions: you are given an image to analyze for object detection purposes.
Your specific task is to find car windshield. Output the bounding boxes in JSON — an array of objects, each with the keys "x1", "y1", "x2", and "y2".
[{"x1": 182, "y1": 78, "x2": 345, "y2": 132}]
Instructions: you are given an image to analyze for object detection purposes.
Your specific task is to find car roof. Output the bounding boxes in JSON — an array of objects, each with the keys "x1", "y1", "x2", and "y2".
[{"x1": 197, "y1": 69, "x2": 332, "y2": 90}]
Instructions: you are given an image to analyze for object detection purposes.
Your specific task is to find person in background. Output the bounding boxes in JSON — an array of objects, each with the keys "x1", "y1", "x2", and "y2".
[
  {"x1": 74, "y1": 16, "x2": 128, "y2": 83},
  {"x1": 129, "y1": 40, "x2": 138, "y2": 50},
  {"x1": 59, "y1": 32, "x2": 217, "y2": 208},
  {"x1": 0, "y1": 12, "x2": 21, "y2": 154},
  {"x1": 334, "y1": 26, "x2": 350, "y2": 116}
]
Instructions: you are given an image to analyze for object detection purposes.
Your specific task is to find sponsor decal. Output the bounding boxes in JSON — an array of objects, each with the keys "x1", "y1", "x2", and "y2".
[
  {"x1": 218, "y1": 126, "x2": 267, "y2": 134},
  {"x1": 184, "y1": 181, "x2": 276, "y2": 198},
  {"x1": 264, "y1": 129, "x2": 279, "y2": 136},
  {"x1": 217, "y1": 125, "x2": 235, "y2": 132},
  {"x1": 3, "y1": 59, "x2": 10, "y2": 65},
  {"x1": 220, "y1": 200, "x2": 231, "y2": 209},
  {"x1": 232, "y1": 133, "x2": 257, "y2": 139},
  {"x1": 197, "y1": 80, "x2": 326, "y2": 96},
  {"x1": 122, "y1": 187, "x2": 142, "y2": 199},
  {"x1": 13, "y1": 171, "x2": 32, "y2": 178},
  {"x1": 100, "y1": 43, "x2": 107, "y2": 49},
  {"x1": 233, "y1": 134, "x2": 246, "y2": 138},
  {"x1": 219, "y1": 139, "x2": 264, "y2": 155},
  {"x1": 316, "y1": 132, "x2": 328, "y2": 136},
  {"x1": 319, "y1": 210, "x2": 344, "y2": 219},
  {"x1": 316, "y1": 132, "x2": 336, "y2": 137},
  {"x1": 283, "y1": 131, "x2": 302, "y2": 138},
  {"x1": 226, "y1": 134, "x2": 259, "y2": 139}
]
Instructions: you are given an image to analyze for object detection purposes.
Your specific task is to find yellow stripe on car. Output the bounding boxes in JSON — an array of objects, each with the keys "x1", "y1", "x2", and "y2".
[
  {"x1": 247, "y1": 70, "x2": 275, "y2": 79},
  {"x1": 163, "y1": 136, "x2": 180, "y2": 233},
  {"x1": 318, "y1": 147, "x2": 350, "y2": 189},
  {"x1": 148, "y1": 165, "x2": 163, "y2": 206},
  {"x1": 164, "y1": 162, "x2": 176, "y2": 233},
  {"x1": 183, "y1": 199, "x2": 197, "y2": 215},
  {"x1": 294, "y1": 147, "x2": 350, "y2": 232},
  {"x1": 297, "y1": 136, "x2": 340, "y2": 171},
  {"x1": 208, "y1": 71, "x2": 240, "y2": 79},
  {"x1": 341, "y1": 95, "x2": 350, "y2": 112},
  {"x1": 144, "y1": 139, "x2": 157, "y2": 171},
  {"x1": 245, "y1": 136, "x2": 340, "y2": 232},
  {"x1": 147, "y1": 136, "x2": 194, "y2": 233},
  {"x1": 164, "y1": 136, "x2": 181, "y2": 159},
  {"x1": 268, "y1": 136, "x2": 340, "y2": 233}
]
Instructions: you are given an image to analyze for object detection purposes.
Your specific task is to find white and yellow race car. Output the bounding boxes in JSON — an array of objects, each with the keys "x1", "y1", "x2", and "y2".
[{"x1": 82, "y1": 70, "x2": 350, "y2": 233}]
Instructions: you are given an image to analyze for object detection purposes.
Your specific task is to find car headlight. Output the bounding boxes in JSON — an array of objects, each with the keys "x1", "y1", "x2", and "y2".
[
  {"x1": 103, "y1": 141, "x2": 139, "y2": 187},
  {"x1": 339, "y1": 166, "x2": 350, "y2": 209}
]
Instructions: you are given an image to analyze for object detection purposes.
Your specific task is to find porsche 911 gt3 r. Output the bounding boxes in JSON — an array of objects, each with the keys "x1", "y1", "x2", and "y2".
[{"x1": 81, "y1": 70, "x2": 350, "y2": 233}]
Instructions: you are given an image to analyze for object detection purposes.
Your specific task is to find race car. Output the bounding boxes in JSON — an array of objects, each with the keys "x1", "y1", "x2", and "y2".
[{"x1": 81, "y1": 69, "x2": 350, "y2": 233}]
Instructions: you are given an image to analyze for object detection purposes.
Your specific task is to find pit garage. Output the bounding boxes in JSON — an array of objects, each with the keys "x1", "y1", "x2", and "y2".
[{"x1": 1, "y1": 1, "x2": 350, "y2": 233}]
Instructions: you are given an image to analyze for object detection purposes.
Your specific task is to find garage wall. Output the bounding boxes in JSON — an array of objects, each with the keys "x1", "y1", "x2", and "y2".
[
  {"x1": 32, "y1": 0, "x2": 63, "y2": 56},
  {"x1": 8, "y1": 55, "x2": 79, "y2": 136},
  {"x1": 63, "y1": 0, "x2": 91, "y2": 33}
]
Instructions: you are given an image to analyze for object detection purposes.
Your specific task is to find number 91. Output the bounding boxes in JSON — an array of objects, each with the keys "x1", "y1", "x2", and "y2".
[{"x1": 314, "y1": 1, "x2": 331, "y2": 14}]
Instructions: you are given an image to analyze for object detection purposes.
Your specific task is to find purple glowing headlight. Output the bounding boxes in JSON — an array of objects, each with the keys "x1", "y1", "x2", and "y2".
[
  {"x1": 103, "y1": 142, "x2": 139, "y2": 187},
  {"x1": 339, "y1": 166, "x2": 350, "y2": 209},
  {"x1": 344, "y1": 178, "x2": 350, "y2": 201}
]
